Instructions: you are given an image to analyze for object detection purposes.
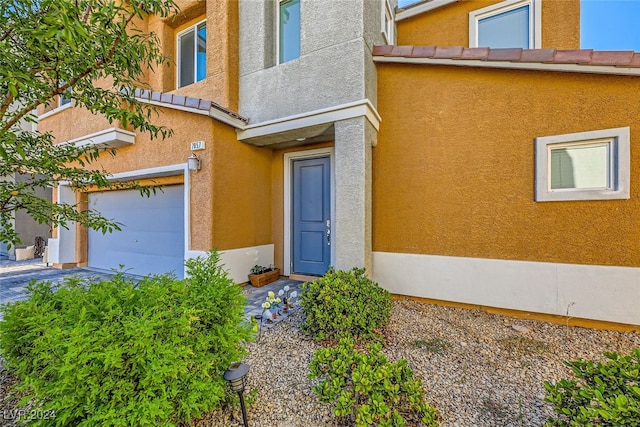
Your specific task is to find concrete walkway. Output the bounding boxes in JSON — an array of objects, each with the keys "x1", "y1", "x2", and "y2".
[{"x1": 0, "y1": 260, "x2": 305, "y2": 325}]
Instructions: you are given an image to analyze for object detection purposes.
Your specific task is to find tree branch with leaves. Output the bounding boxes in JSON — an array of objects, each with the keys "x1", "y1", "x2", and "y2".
[{"x1": 0, "y1": 0, "x2": 179, "y2": 246}]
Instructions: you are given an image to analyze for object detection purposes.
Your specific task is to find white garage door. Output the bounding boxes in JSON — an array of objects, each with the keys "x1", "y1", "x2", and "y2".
[{"x1": 88, "y1": 185, "x2": 185, "y2": 278}]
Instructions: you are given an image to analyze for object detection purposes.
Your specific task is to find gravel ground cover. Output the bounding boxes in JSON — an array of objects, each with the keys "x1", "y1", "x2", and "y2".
[{"x1": 2, "y1": 299, "x2": 639, "y2": 426}]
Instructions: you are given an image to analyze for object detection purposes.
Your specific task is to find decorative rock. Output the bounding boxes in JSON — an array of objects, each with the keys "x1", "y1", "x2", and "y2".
[
  {"x1": 512, "y1": 324, "x2": 530, "y2": 333},
  {"x1": 2, "y1": 300, "x2": 639, "y2": 426}
]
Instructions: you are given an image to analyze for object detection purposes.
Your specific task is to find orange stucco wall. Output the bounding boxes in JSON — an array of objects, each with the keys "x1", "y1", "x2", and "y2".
[
  {"x1": 210, "y1": 125, "x2": 273, "y2": 251},
  {"x1": 38, "y1": 0, "x2": 247, "y2": 264},
  {"x1": 397, "y1": 0, "x2": 580, "y2": 50},
  {"x1": 148, "y1": 0, "x2": 238, "y2": 109},
  {"x1": 40, "y1": 0, "x2": 238, "y2": 143},
  {"x1": 374, "y1": 63, "x2": 640, "y2": 267}
]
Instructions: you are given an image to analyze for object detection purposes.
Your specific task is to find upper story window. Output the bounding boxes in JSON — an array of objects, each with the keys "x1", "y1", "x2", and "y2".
[
  {"x1": 177, "y1": 21, "x2": 206, "y2": 88},
  {"x1": 39, "y1": 88, "x2": 72, "y2": 119},
  {"x1": 382, "y1": 0, "x2": 396, "y2": 44},
  {"x1": 278, "y1": 0, "x2": 301, "y2": 64},
  {"x1": 469, "y1": 0, "x2": 541, "y2": 49},
  {"x1": 60, "y1": 91, "x2": 71, "y2": 107}
]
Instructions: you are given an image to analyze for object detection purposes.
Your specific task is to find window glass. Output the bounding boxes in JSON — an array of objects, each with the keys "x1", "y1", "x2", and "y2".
[
  {"x1": 550, "y1": 143, "x2": 610, "y2": 190},
  {"x1": 478, "y1": 5, "x2": 529, "y2": 48},
  {"x1": 382, "y1": 0, "x2": 395, "y2": 44},
  {"x1": 60, "y1": 86, "x2": 72, "y2": 107},
  {"x1": 196, "y1": 22, "x2": 207, "y2": 82},
  {"x1": 535, "y1": 127, "x2": 629, "y2": 202},
  {"x1": 279, "y1": 0, "x2": 301, "y2": 63},
  {"x1": 178, "y1": 21, "x2": 206, "y2": 88},
  {"x1": 179, "y1": 28, "x2": 195, "y2": 87}
]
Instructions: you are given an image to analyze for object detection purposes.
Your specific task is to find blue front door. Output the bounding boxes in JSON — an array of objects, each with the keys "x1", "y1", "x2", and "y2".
[{"x1": 292, "y1": 157, "x2": 331, "y2": 275}]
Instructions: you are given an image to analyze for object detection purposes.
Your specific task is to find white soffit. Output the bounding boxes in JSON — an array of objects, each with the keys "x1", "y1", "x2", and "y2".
[
  {"x1": 237, "y1": 99, "x2": 382, "y2": 142},
  {"x1": 395, "y1": 0, "x2": 458, "y2": 22},
  {"x1": 67, "y1": 127, "x2": 135, "y2": 148}
]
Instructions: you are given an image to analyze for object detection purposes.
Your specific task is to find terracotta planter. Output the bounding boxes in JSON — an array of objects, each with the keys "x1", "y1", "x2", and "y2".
[{"x1": 248, "y1": 268, "x2": 280, "y2": 287}]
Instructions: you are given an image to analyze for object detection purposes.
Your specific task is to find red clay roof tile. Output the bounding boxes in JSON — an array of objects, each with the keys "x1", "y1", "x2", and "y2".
[
  {"x1": 372, "y1": 45, "x2": 640, "y2": 73},
  {"x1": 553, "y1": 49, "x2": 593, "y2": 64},
  {"x1": 412, "y1": 46, "x2": 437, "y2": 58},
  {"x1": 185, "y1": 97, "x2": 201, "y2": 109},
  {"x1": 486, "y1": 48, "x2": 523, "y2": 61},
  {"x1": 133, "y1": 89, "x2": 248, "y2": 123},
  {"x1": 372, "y1": 45, "x2": 394, "y2": 56},
  {"x1": 520, "y1": 48, "x2": 556, "y2": 63},
  {"x1": 391, "y1": 45, "x2": 415, "y2": 57},
  {"x1": 590, "y1": 51, "x2": 634, "y2": 66},
  {"x1": 460, "y1": 47, "x2": 489, "y2": 60},
  {"x1": 433, "y1": 46, "x2": 464, "y2": 59},
  {"x1": 628, "y1": 53, "x2": 640, "y2": 68}
]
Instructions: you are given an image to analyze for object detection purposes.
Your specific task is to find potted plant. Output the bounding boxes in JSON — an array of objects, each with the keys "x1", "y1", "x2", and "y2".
[{"x1": 248, "y1": 264, "x2": 281, "y2": 287}]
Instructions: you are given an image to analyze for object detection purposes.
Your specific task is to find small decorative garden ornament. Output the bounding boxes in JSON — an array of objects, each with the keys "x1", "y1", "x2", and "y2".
[{"x1": 264, "y1": 291, "x2": 282, "y2": 317}]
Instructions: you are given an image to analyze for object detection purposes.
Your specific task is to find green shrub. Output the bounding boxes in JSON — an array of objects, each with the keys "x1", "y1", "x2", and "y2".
[
  {"x1": 309, "y1": 337, "x2": 438, "y2": 426},
  {"x1": 299, "y1": 267, "x2": 392, "y2": 342},
  {"x1": 0, "y1": 250, "x2": 253, "y2": 426},
  {"x1": 544, "y1": 349, "x2": 640, "y2": 426}
]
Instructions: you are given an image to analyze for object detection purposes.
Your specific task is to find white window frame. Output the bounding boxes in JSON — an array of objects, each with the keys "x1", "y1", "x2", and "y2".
[
  {"x1": 469, "y1": 0, "x2": 541, "y2": 49},
  {"x1": 535, "y1": 127, "x2": 630, "y2": 202},
  {"x1": 38, "y1": 93, "x2": 72, "y2": 120},
  {"x1": 276, "y1": 0, "x2": 301, "y2": 65},
  {"x1": 176, "y1": 20, "x2": 206, "y2": 89},
  {"x1": 381, "y1": 0, "x2": 396, "y2": 45}
]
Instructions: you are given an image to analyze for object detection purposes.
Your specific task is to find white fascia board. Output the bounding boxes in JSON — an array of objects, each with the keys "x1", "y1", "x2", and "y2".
[
  {"x1": 373, "y1": 56, "x2": 640, "y2": 76},
  {"x1": 237, "y1": 99, "x2": 382, "y2": 141},
  {"x1": 66, "y1": 127, "x2": 135, "y2": 148},
  {"x1": 136, "y1": 97, "x2": 247, "y2": 129},
  {"x1": 57, "y1": 164, "x2": 185, "y2": 186},
  {"x1": 395, "y1": 0, "x2": 458, "y2": 22},
  {"x1": 208, "y1": 107, "x2": 249, "y2": 129},
  {"x1": 107, "y1": 163, "x2": 187, "y2": 181}
]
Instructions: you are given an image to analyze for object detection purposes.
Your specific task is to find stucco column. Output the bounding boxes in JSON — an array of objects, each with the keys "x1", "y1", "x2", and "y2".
[
  {"x1": 334, "y1": 116, "x2": 375, "y2": 273},
  {"x1": 48, "y1": 185, "x2": 77, "y2": 265}
]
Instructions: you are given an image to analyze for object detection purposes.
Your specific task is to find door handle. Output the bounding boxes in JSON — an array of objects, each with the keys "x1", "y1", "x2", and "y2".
[{"x1": 327, "y1": 228, "x2": 331, "y2": 245}]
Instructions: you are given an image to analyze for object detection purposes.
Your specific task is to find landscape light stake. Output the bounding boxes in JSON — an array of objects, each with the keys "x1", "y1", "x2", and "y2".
[{"x1": 224, "y1": 362, "x2": 250, "y2": 427}]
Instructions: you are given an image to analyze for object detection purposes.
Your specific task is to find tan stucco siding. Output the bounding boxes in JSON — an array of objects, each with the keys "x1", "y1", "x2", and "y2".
[
  {"x1": 397, "y1": 0, "x2": 580, "y2": 50},
  {"x1": 94, "y1": 110, "x2": 213, "y2": 174},
  {"x1": 210, "y1": 125, "x2": 272, "y2": 251},
  {"x1": 148, "y1": 0, "x2": 238, "y2": 109},
  {"x1": 39, "y1": 107, "x2": 118, "y2": 144},
  {"x1": 374, "y1": 63, "x2": 640, "y2": 267}
]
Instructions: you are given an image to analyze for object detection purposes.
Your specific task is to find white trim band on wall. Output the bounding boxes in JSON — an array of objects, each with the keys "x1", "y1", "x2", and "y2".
[{"x1": 372, "y1": 251, "x2": 640, "y2": 326}]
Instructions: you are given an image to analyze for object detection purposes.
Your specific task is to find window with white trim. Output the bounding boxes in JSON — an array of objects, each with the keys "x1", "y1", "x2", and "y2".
[
  {"x1": 177, "y1": 21, "x2": 206, "y2": 88},
  {"x1": 39, "y1": 87, "x2": 72, "y2": 118},
  {"x1": 381, "y1": 0, "x2": 395, "y2": 44},
  {"x1": 278, "y1": 0, "x2": 301, "y2": 64},
  {"x1": 535, "y1": 127, "x2": 630, "y2": 202},
  {"x1": 469, "y1": 0, "x2": 541, "y2": 49}
]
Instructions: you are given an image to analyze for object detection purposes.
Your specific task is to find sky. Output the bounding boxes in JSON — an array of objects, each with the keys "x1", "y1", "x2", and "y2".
[
  {"x1": 581, "y1": 0, "x2": 640, "y2": 50},
  {"x1": 397, "y1": 0, "x2": 640, "y2": 51}
]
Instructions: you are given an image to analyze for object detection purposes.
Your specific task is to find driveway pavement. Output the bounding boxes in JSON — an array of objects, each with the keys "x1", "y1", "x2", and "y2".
[{"x1": 0, "y1": 259, "x2": 116, "y2": 306}]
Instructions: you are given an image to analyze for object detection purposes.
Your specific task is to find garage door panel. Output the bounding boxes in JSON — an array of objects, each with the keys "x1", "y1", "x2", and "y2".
[
  {"x1": 95, "y1": 209, "x2": 183, "y2": 232},
  {"x1": 88, "y1": 185, "x2": 185, "y2": 278}
]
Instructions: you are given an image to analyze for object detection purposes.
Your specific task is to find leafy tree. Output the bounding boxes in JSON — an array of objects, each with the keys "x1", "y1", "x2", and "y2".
[{"x1": 0, "y1": 0, "x2": 179, "y2": 246}]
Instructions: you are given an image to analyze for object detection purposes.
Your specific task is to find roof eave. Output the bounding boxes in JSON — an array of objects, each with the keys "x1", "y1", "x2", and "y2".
[
  {"x1": 373, "y1": 55, "x2": 640, "y2": 76},
  {"x1": 395, "y1": 0, "x2": 458, "y2": 22}
]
